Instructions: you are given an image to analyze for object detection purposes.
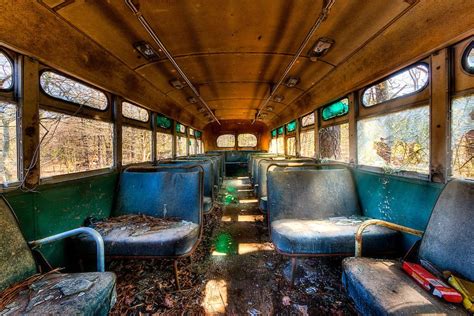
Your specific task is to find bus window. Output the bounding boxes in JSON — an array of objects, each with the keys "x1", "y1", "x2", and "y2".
[
  {"x1": 122, "y1": 101, "x2": 149, "y2": 122},
  {"x1": 300, "y1": 130, "x2": 315, "y2": 158},
  {"x1": 286, "y1": 137, "x2": 296, "y2": 156},
  {"x1": 157, "y1": 132, "x2": 173, "y2": 159},
  {"x1": 319, "y1": 123, "x2": 349, "y2": 162},
  {"x1": 451, "y1": 94, "x2": 474, "y2": 178},
  {"x1": 122, "y1": 126, "x2": 152, "y2": 165},
  {"x1": 238, "y1": 133, "x2": 257, "y2": 148},
  {"x1": 217, "y1": 134, "x2": 235, "y2": 148},
  {"x1": 0, "y1": 102, "x2": 18, "y2": 184},
  {"x1": 358, "y1": 106, "x2": 429, "y2": 173},
  {"x1": 40, "y1": 110, "x2": 113, "y2": 177},
  {"x1": 176, "y1": 135, "x2": 187, "y2": 157},
  {"x1": 0, "y1": 51, "x2": 13, "y2": 90}
]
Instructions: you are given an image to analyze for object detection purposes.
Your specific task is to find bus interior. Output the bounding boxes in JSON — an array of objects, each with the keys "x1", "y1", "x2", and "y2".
[{"x1": 0, "y1": 1, "x2": 473, "y2": 315}]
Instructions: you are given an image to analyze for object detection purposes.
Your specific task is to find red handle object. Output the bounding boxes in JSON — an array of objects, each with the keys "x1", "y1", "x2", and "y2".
[{"x1": 402, "y1": 261, "x2": 463, "y2": 304}]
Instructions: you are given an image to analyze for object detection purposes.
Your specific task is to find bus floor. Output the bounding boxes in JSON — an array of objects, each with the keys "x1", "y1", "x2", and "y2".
[{"x1": 108, "y1": 177, "x2": 356, "y2": 315}]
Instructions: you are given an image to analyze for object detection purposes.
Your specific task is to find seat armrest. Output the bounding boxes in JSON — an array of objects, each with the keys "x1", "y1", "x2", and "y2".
[
  {"x1": 28, "y1": 227, "x2": 105, "y2": 272},
  {"x1": 355, "y1": 219, "x2": 423, "y2": 257}
]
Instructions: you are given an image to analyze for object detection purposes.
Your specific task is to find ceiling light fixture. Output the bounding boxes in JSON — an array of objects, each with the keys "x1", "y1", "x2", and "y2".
[
  {"x1": 274, "y1": 95, "x2": 284, "y2": 102},
  {"x1": 284, "y1": 76, "x2": 300, "y2": 88},
  {"x1": 266, "y1": 106, "x2": 274, "y2": 112},
  {"x1": 133, "y1": 41, "x2": 159, "y2": 60},
  {"x1": 187, "y1": 96, "x2": 198, "y2": 104},
  {"x1": 169, "y1": 79, "x2": 186, "y2": 90},
  {"x1": 308, "y1": 37, "x2": 334, "y2": 62}
]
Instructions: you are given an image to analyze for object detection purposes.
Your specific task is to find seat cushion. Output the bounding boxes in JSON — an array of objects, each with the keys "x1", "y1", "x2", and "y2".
[
  {"x1": 0, "y1": 272, "x2": 116, "y2": 315},
  {"x1": 271, "y1": 216, "x2": 399, "y2": 255},
  {"x1": 203, "y1": 196, "x2": 213, "y2": 214},
  {"x1": 80, "y1": 218, "x2": 200, "y2": 257},
  {"x1": 342, "y1": 257, "x2": 467, "y2": 315}
]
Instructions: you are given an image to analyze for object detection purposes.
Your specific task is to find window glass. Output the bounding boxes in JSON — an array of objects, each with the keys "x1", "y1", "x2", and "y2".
[
  {"x1": 195, "y1": 130, "x2": 202, "y2": 139},
  {"x1": 462, "y1": 42, "x2": 474, "y2": 74},
  {"x1": 301, "y1": 112, "x2": 315, "y2": 127},
  {"x1": 271, "y1": 129, "x2": 277, "y2": 138},
  {"x1": 451, "y1": 94, "x2": 473, "y2": 178},
  {"x1": 362, "y1": 64, "x2": 429, "y2": 107},
  {"x1": 322, "y1": 98, "x2": 349, "y2": 121},
  {"x1": 277, "y1": 126, "x2": 285, "y2": 136},
  {"x1": 238, "y1": 133, "x2": 257, "y2": 147},
  {"x1": 176, "y1": 135, "x2": 187, "y2": 156},
  {"x1": 122, "y1": 102, "x2": 149, "y2": 122},
  {"x1": 157, "y1": 115, "x2": 172, "y2": 129},
  {"x1": 287, "y1": 137, "x2": 296, "y2": 156},
  {"x1": 357, "y1": 106, "x2": 429, "y2": 173},
  {"x1": 176, "y1": 123, "x2": 186, "y2": 134},
  {"x1": 319, "y1": 123, "x2": 349, "y2": 162},
  {"x1": 40, "y1": 110, "x2": 113, "y2": 177},
  {"x1": 157, "y1": 132, "x2": 173, "y2": 159},
  {"x1": 217, "y1": 134, "x2": 235, "y2": 148},
  {"x1": 277, "y1": 136, "x2": 284, "y2": 154},
  {"x1": 189, "y1": 138, "x2": 197, "y2": 155},
  {"x1": 122, "y1": 126, "x2": 152, "y2": 165},
  {"x1": 286, "y1": 120, "x2": 297, "y2": 133},
  {"x1": 197, "y1": 139, "x2": 204, "y2": 154},
  {"x1": 40, "y1": 71, "x2": 108, "y2": 110},
  {"x1": 269, "y1": 138, "x2": 277, "y2": 154},
  {"x1": 189, "y1": 128, "x2": 195, "y2": 136},
  {"x1": 0, "y1": 51, "x2": 13, "y2": 90},
  {"x1": 300, "y1": 130, "x2": 315, "y2": 158},
  {"x1": 0, "y1": 102, "x2": 17, "y2": 183}
]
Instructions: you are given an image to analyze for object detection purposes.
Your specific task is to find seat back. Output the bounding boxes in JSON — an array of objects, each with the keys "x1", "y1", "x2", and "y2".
[
  {"x1": 419, "y1": 179, "x2": 474, "y2": 281},
  {"x1": 115, "y1": 166, "x2": 203, "y2": 224},
  {"x1": 162, "y1": 160, "x2": 214, "y2": 199},
  {"x1": 257, "y1": 159, "x2": 315, "y2": 198},
  {"x1": 267, "y1": 168, "x2": 360, "y2": 222},
  {"x1": 0, "y1": 197, "x2": 37, "y2": 292}
]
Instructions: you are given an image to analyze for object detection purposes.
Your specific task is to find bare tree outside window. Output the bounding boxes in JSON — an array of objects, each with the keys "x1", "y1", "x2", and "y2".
[
  {"x1": 0, "y1": 102, "x2": 17, "y2": 183},
  {"x1": 122, "y1": 126, "x2": 151, "y2": 165},
  {"x1": 40, "y1": 110, "x2": 113, "y2": 177},
  {"x1": 176, "y1": 135, "x2": 187, "y2": 156},
  {"x1": 287, "y1": 137, "x2": 296, "y2": 156},
  {"x1": 300, "y1": 130, "x2": 315, "y2": 157},
  {"x1": 217, "y1": 134, "x2": 235, "y2": 148},
  {"x1": 276, "y1": 136, "x2": 284, "y2": 154},
  {"x1": 319, "y1": 123, "x2": 349, "y2": 162},
  {"x1": 451, "y1": 94, "x2": 473, "y2": 178},
  {"x1": 301, "y1": 113, "x2": 315, "y2": 127},
  {"x1": 40, "y1": 71, "x2": 108, "y2": 110},
  {"x1": 362, "y1": 64, "x2": 429, "y2": 107},
  {"x1": 122, "y1": 102, "x2": 149, "y2": 122},
  {"x1": 0, "y1": 52, "x2": 13, "y2": 89},
  {"x1": 357, "y1": 106, "x2": 429, "y2": 173},
  {"x1": 156, "y1": 132, "x2": 173, "y2": 159},
  {"x1": 189, "y1": 138, "x2": 197, "y2": 155}
]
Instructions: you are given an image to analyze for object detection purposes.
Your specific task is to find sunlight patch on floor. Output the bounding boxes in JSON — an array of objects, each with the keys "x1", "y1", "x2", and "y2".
[
  {"x1": 221, "y1": 215, "x2": 264, "y2": 222},
  {"x1": 239, "y1": 198, "x2": 259, "y2": 204},
  {"x1": 202, "y1": 279, "x2": 228, "y2": 314},
  {"x1": 238, "y1": 242, "x2": 274, "y2": 255}
]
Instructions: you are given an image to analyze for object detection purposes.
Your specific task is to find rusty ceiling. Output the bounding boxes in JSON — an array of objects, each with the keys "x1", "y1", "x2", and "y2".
[{"x1": 1, "y1": 1, "x2": 473, "y2": 129}]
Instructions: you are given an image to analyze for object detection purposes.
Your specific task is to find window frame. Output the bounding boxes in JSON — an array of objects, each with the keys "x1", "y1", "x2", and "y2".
[
  {"x1": 216, "y1": 133, "x2": 236, "y2": 148},
  {"x1": 300, "y1": 111, "x2": 315, "y2": 130},
  {"x1": 319, "y1": 97, "x2": 349, "y2": 128},
  {"x1": 461, "y1": 40, "x2": 474, "y2": 75},
  {"x1": 0, "y1": 48, "x2": 15, "y2": 93},
  {"x1": 121, "y1": 100, "x2": 150, "y2": 126}
]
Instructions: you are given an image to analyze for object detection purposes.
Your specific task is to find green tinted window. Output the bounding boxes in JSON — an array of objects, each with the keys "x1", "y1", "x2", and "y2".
[
  {"x1": 286, "y1": 120, "x2": 297, "y2": 133},
  {"x1": 322, "y1": 98, "x2": 349, "y2": 121},
  {"x1": 271, "y1": 129, "x2": 277, "y2": 137},
  {"x1": 157, "y1": 115, "x2": 172, "y2": 129},
  {"x1": 277, "y1": 126, "x2": 284, "y2": 135},
  {"x1": 176, "y1": 123, "x2": 186, "y2": 134},
  {"x1": 195, "y1": 130, "x2": 202, "y2": 138}
]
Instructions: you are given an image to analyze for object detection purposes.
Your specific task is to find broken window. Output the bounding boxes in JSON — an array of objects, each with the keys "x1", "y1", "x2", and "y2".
[
  {"x1": 40, "y1": 71, "x2": 108, "y2": 110},
  {"x1": 357, "y1": 106, "x2": 429, "y2": 173},
  {"x1": 362, "y1": 64, "x2": 429, "y2": 107},
  {"x1": 176, "y1": 135, "x2": 187, "y2": 156},
  {"x1": 122, "y1": 126, "x2": 152, "y2": 165},
  {"x1": 157, "y1": 132, "x2": 172, "y2": 159},
  {"x1": 122, "y1": 101, "x2": 149, "y2": 122},
  {"x1": 300, "y1": 130, "x2": 315, "y2": 158},
  {"x1": 217, "y1": 134, "x2": 235, "y2": 148},
  {"x1": 0, "y1": 102, "x2": 17, "y2": 184},
  {"x1": 277, "y1": 136, "x2": 284, "y2": 155},
  {"x1": 40, "y1": 110, "x2": 113, "y2": 178},
  {"x1": 287, "y1": 137, "x2": 296, "y2": 156},
  {"x1": 301, "y1": 112, "x2": 315, "y2": 127},
  {"x1": 322, "y1": 98, "x2": 349, "y2": 121},
  {"x1": 451, "y1": 94, "x2": 473, "y2": 179},
  {"x1": 237, "y1": 133, "x2": 257, "y2": 147},
  {"x1": 0, "y1": 51, "x2": 13, "y2": 90},
  {"x1": 319, "y1": 123, "x2": 349, "y2": 162}
]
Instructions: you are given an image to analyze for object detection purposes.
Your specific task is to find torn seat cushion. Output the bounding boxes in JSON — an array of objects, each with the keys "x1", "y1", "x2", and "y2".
[
  {"x1": 342, "y1": 257, "x2": 467, "y2": 315},
  {"x1": 79, "y1": 218, "x2": 200, "y2": 257},
  {"x1": 0, "y1": 272, "x2": 116, "y2": 316},
  {"x1": 271, "y1": 216, "x2": 399, "y2": 255}
]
